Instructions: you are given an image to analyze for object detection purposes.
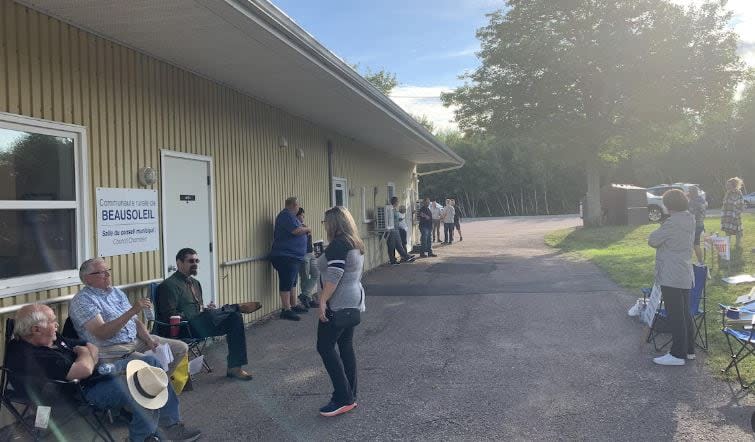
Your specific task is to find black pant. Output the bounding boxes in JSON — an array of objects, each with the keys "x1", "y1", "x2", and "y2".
[
  {"x1": 317, "y1": 320, "x2": 357, "y2": 405},
  {"x1": 444, "y1": 223, "x2": 454, "y2": 243},
  {"x1": 399, "y1": 228, "x2": 408, "y2": 251},
  {"x1": 188, "y1": 308, "x2": 248, "y2": 368},
  {"x1": 661, "y1": 286, "x2": 695, "y2": 359}
]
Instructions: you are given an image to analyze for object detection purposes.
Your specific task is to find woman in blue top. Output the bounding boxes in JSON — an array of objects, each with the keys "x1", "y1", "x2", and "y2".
[{"x1": 270, "y1": 197, "x2": 311, "y2": 321}]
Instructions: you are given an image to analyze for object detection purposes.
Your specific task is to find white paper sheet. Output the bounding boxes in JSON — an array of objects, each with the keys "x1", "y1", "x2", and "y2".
[
  {"x1": 641, "y1": 285, "x2": 662, "y2": 326},
  {"x1": 722, "y1": 274, "x2": 755, "y2": 285},
  {"x1": 144, "y1": 343, "x2": 174, "y2": 372},
  {"x1": 188, "y1": 355, "x2": 204, "y2": 376}
]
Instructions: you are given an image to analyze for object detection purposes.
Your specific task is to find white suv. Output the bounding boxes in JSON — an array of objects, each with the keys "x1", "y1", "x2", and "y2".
[{"x1": 646, "y1": 183, "x2": 706, "y2": 222}]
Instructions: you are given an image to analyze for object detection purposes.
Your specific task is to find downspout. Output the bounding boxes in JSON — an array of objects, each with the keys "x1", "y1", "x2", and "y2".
[
  {"x1": 416, "y1": 163, "x2": 464, "y2": 177},
  {"x1": 327, "y1": 140, "x2": 334, "y2": 206}
]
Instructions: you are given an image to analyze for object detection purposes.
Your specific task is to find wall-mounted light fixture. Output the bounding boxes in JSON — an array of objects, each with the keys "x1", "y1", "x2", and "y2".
[
  {"x1": 296, "y1": 147, "x2": 304, "y2": 159},
  {"x1": 279, "y1": 136, "x2": 289, "y2": 149},
  {"x1": 137, "y1": 167, "x2": 158, "y2": 186}
]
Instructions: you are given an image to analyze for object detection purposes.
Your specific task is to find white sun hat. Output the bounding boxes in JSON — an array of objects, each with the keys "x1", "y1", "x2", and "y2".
[{"x1": 126, "y1": 359, "x2": 169, "y2": 409}]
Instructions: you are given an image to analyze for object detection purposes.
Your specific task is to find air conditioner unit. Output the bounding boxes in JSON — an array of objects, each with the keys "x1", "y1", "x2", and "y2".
[{"x1": 375, "y1": 205, "x2": 394, "y2": 231}]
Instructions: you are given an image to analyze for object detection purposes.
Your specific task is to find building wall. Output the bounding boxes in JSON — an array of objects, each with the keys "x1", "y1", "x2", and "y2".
[{"x1": 0, "y1": 0, "x2": 416, "y2": 342}]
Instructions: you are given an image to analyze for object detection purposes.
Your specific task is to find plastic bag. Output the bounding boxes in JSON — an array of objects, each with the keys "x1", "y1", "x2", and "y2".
[{"x1": 170, "y1": 354, "x2": 190, "y2": 394}]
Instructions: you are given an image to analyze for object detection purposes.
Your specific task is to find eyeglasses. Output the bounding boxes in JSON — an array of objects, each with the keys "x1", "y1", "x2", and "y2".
[
  {"x1": 184, "y1": 259, "x2": 200, "y2": 264},
  {"x1": 88, "y1": 269, "x2": 112, "y2": 276}
]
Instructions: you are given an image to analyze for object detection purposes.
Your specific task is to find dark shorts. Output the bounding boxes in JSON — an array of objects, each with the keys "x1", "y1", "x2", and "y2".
[
  {"x1": 694, "y1": 226, "x2": 704, "y2": 245},
  {"x1": 270, "y1": 255, "x2": 301, "y2": 292}
]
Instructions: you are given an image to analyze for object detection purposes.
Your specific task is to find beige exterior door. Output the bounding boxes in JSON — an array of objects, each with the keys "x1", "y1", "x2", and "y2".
[{"x1": 160, "y1": 151, "x2": 217, "y2": 304}]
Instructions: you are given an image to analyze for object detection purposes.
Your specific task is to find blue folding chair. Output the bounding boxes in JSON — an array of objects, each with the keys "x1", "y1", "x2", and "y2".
[
  {"x1": 147, "y1": 283, "x2": 212, "y2": 373},
  {"x1": 646, "y1": 265, "x2": 708, "y2": 352},
  {"x1": 720, "y1": 300, "x2": 755, "y2": 389}
]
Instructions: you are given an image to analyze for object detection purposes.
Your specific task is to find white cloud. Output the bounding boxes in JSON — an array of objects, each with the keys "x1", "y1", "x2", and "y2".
[
  {"x1": 389, "y1": 85, "x2": 458, "y2": 132},
  {"x1": 417, "y1": 44, "x2": 480, "y2": 61}
]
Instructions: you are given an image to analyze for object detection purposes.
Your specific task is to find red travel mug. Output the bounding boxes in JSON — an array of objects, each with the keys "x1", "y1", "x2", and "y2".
[{"x1": 169, "y1": 315, "x2": 181, "y2": 337}]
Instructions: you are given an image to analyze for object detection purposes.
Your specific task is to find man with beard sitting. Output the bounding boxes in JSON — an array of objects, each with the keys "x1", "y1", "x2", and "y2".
[{"x1": 156, "y1": 248, "x2": 261, "y2": 381}]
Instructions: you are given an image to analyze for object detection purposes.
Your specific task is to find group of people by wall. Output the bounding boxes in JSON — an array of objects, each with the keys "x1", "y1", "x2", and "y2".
[
  {"x1": 417, "y1": 197, "x2": 462, "y2": 259},
  {"x1": 649, "y1": 177, "x2": 747, "y2": 367},
  {"x1": 9, "y1": 192, "x2": 469, "y2": 440},
  {"x1": 267, "y1": 198, "x2": 366, "y2": 416}
]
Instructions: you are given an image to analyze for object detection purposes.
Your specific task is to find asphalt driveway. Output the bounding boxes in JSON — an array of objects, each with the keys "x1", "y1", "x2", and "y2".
[{"x1": 42, "y1": 215, "x2": 755, "y2": 441}]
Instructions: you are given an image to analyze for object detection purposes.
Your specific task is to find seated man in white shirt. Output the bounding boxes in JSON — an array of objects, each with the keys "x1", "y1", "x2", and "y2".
[{"x1": 69, "y1": 258, "x2": 188, "y2": 375}]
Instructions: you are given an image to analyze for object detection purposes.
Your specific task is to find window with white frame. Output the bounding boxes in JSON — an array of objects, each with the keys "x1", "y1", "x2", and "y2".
[
  {"x1": 0, "y1": 113, "x2": 89, "y2": 297},
  {"x1": 386, "y1": 182, "x2": 395, "y2": 204},
  {"x1": 332, "y1": 177, "x2": 348, "y2": 208}
]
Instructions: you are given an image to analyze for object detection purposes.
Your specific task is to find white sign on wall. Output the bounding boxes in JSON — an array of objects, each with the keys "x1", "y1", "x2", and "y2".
[{"x1": 96, "y1": 187, "x2": 159, "y2": 257}]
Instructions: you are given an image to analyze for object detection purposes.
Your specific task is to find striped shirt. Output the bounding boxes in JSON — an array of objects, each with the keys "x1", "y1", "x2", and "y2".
[{"x1": 317, "y1": 236, "x2": 365, "y2": 312}]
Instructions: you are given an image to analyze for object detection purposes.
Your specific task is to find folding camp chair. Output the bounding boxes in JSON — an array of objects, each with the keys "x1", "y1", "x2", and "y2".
[
  {"x1": 646, "y1": 264, "x2": 708, "y2": 352},
  {"x1": 148, "y1": 282, "x2": 212, "y2": 373},
  {"x1": 720, "y1": 301, "x2": 755, "y2": 389},
  {"x1": 0, "y1": 319, "x2": 115, "y2": 441}
]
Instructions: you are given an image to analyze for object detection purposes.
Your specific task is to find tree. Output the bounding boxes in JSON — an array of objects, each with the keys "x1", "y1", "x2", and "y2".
[
  {"x1": 412, "y1": 114, "x2": 436, "y2": 133},
  {"x1": 443, "y1": 0, "x2": 743, "y2": 225},
  {"x1": 360, "y1": 67, "x2": 398, "y2": 95}
]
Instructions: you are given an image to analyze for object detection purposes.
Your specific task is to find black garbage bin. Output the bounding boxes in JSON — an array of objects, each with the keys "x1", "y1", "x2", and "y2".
[{"x1": 600, "y1": 184, "x2": 648, "y2": 226}]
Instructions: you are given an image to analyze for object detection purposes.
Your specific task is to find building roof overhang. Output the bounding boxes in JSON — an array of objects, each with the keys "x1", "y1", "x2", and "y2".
[{"x1": 18, "y1": 0, "x2": 464, "y2": 166}]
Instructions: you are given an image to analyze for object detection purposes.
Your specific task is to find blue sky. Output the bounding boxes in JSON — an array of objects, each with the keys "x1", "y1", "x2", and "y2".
[
  {"x1": 271, "y1": 0, "x2": 505, "y2": 130},
  {"x1": 272, "y1": 0, "x2": 500, "y2": 85},
  {"x1": 272, "y1": 0, "x2": 755, "y2": 131}
]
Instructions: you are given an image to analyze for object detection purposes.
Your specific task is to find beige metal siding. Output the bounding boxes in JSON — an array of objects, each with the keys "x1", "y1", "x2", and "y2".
[{"x1": 0, "y1": 0, "x2": 417, "y2": 345}]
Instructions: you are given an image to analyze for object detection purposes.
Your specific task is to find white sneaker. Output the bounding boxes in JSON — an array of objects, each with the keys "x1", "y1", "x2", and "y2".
[
  {"x1": 653, "y1": 353, "x2": 686, "y2": 366},
  {"x1": 686, "y1": 354, "x2": 696, "y2": 360}
]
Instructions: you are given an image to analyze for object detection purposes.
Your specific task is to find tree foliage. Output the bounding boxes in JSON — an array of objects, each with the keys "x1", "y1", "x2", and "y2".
[
  {"x1": 359, "y1": 67, "x2": 398, "y2": 95},
  {"x1": 442, "y1": 0, "x2": 744, "y2": 224}
]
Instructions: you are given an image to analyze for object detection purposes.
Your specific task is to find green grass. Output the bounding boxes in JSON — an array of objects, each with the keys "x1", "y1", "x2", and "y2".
[{"x1": 545, "y1": 214, "x2": 755, "y2": 384}]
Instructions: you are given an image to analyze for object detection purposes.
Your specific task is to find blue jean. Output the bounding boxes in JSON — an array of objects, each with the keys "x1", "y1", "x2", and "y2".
[
  {"x1": 444, "y1": 223, "x2": 455, "y2": 243},
  {"x1": 420, "y1": 226, "x2": 432, "y2": 254},
  {"x1": 83, "y1": 356, "x2": 180, "y2": 442}
]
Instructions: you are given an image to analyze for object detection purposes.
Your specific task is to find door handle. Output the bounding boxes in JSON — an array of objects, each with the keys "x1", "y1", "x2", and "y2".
[{"x1": 168, "y1": 265, "x2": 177, "y2": 272}]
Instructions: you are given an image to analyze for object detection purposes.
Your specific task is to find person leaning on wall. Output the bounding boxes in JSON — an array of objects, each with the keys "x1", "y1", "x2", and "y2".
[
  {"x1": 270, "y1": 196, "x2": 311, "y2": 321},
  {"x1": 721, "y1": 177, "x2": 745, "y2": 249},
  {"x1": 648, "y1": 189, "x2": 696, "y2": 366},
  {"x1": 296, "y1": 207, "x2": 321, "y2": 308},
  {"x1": 386, "y1": 196, "x2": 415, "y2": 265}
]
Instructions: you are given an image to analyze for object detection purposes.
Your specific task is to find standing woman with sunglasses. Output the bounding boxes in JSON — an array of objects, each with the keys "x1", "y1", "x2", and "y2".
[{"x1": 316, "y1": 206, "x2": 366, "y2": 417}]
